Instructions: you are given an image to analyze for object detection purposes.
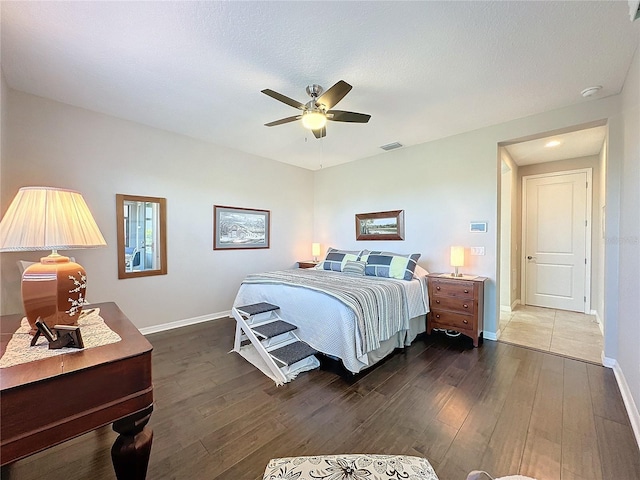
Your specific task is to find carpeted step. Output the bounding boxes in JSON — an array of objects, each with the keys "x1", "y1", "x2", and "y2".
[
  {"x1": 270, "y1": 341, "x2": 318, "y2": 367},
  {"x1": 252, "y1": 320, "x2": 297, "y2": 339},
  {"x1": 236, "y1": 302, "x2": 280, "y2": 316}
]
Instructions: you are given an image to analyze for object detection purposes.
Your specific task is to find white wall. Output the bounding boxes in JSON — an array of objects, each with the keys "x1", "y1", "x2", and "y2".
[
  {"x1": 0, "y1": 88, "x2": 314, "y2": 328},
  {"x1": 499, "y1": 148, "x2": 520, "y2": 310},
  {"x1": 314, "y1": 95, "x2": 622, "y2": 340},
  {"x1": 500, "y1": 160, "x2": 512, "y2": 309},
  {"x1": 595, "y1": 141, "x2": 607, "y2": 329},
  {"x1": 615, "y1": 38, "x2": 640, "y2": 440}
]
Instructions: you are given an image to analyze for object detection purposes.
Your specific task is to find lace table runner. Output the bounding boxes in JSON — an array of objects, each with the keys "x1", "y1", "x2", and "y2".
[{"x1": 0, "y1": 308, "x2": 121, "y2": 368}]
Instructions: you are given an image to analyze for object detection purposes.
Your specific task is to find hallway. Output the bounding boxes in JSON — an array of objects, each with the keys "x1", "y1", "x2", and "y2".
[{"x1": 498, "y1": 305, "x2": 603, "y2": 364}]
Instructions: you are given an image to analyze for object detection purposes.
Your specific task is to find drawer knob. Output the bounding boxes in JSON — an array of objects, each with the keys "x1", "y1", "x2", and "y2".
[
  {"x1": 435, "y1": 314, "x2": 440, "y2": 319},
  {"x1": 436, "y1": 286, "x2": 441, "y2": 291},
  {"x1": 463, "y1": 304, "x2": 469, "y2": 309},
  {"x1": 464, "y1": 289, "x2": 469, "y2": 293},
  {"x1": 436, "y1": 300, "x2": 440, "y2": 304},
  {"x1": 463, "y1": 319, "x2": 468, "y2": 324}
]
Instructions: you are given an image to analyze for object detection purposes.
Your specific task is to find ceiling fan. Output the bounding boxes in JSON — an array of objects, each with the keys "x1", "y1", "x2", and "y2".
[{"x1": 261, "y1": 80, "x2": 371, "y2": 138}]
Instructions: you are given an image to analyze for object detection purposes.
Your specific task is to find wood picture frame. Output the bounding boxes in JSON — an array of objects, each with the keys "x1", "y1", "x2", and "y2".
[
  {"x1": 355, "y1": 210, "x2": 405, "y2": 241},
  {"x1": 116, "y1": 194, "x2": 167, "y2": 279},
  {"x1": 214, "y1": 205, "x2": 270, "y2": 250}
]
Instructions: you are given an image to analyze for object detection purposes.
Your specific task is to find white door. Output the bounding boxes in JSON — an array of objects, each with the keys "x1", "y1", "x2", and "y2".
[{"x1": 523, "y1": 170, "x2": 591, "y2": 312}]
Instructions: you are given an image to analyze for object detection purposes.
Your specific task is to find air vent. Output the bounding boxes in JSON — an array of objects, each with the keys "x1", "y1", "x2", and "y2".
[{"x1": 380, "y1": 141, "x2": 403, "y2": 151}]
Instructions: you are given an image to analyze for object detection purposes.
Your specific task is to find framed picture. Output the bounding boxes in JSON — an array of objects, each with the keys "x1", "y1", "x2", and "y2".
[
  {"x1": 213, "y1": 205, "x2": 270, "y2": 250},
  {"x1": 470, "y1": 222, "x2": 487, "y2": 233},
  {"x1": 355, "y1": 210, "x2": 404, "y2": 241}
]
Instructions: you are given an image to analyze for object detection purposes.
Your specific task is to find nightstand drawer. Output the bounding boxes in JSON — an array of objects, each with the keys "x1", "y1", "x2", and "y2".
[
  {"x1": 430, "y1": 279, "x2": 475, "y2": 299},
  {"x1": 430, "y1": 310, "x2": 474, "y2": 331},
  {"x1": 431, "y1": 296, "x2": 475, "y2": 314}
]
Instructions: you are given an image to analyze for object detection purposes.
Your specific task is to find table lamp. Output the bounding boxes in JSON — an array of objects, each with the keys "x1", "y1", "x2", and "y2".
[
  {"x1": 0, "y1": 187, "x2": 106, "y2": 334},
  {"x1": 450, "y1": 245, "x2": 464, "y2": 277},
  {"x1": 312, "y1": 243, "x2": 321, "y2": 262}
]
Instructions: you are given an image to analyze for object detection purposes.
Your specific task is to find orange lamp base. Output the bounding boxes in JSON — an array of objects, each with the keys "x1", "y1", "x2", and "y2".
[{"x1": 21, "y1": 254, "x2": 87, "y2": 335}]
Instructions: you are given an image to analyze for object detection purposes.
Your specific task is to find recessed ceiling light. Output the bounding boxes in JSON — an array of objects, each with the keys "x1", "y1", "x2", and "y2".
[
  {"x1": 545, "y1": 140, "x2": 561, "y2": 148},
  {"x1": 581, "y1": 86, "x2": 602, "y2": 97}
]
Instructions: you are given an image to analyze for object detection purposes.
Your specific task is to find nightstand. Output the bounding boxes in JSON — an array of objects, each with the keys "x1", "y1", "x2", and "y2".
[
  {"x1": 297, "y1": 261, "x2": 319, "y2": 269},
  {"x1": 426, "y1": 273, "x2": 487, "y2": 347}
]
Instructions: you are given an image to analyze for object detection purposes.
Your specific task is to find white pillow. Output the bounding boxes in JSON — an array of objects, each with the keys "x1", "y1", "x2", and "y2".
[{"x1": 413, "y1": 264, "x2": 429, "y2": 278}]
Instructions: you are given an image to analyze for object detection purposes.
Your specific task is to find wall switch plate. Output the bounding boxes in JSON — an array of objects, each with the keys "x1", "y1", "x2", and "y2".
[{"x1": 471, "y1": 246, "x2": 485, "y2": 256}]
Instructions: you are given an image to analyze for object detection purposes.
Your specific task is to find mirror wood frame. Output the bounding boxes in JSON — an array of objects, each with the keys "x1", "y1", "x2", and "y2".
[{"x1": 116, "y1": 194, "x2": 168, "y2": 279}]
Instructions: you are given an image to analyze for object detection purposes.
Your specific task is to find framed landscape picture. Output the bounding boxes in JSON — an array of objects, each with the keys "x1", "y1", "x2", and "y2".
[
  {"x1": 214, "y1": 205, "x2": 270, "y2": 250},
  {"x1": 355, "y1": 210, "x2": 405, "y2": 241}
]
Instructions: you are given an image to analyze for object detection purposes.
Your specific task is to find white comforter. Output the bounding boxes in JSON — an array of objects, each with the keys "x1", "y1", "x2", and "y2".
[{"x1": 233, "y1": 269, "x2": 428, "y2": 373}]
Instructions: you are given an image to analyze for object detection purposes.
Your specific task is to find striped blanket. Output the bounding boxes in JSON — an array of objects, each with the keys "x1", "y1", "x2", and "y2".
[{"x1": 242, "y1": 269, "x2": 410, "y2": 354}]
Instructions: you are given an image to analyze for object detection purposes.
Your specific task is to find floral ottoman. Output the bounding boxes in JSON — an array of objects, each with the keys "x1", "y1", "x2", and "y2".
[{"x1": 263, "y1": 454, "x2": 439, "y2": 480}]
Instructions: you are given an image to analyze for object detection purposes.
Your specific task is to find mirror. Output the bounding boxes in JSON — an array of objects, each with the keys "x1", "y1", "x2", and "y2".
[{"x1": 116, "y1": 194, "x2": 167, "y2": 279}]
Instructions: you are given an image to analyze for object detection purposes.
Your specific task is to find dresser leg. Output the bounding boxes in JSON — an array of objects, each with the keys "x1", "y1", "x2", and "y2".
[{"x1": 111, "y1": 405, "x2": 154, "y2": 480}]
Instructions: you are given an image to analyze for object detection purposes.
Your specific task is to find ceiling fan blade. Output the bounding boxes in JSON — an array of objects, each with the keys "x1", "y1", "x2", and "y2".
[
  {"x1": 312, "y1": 126, "x2": 327, "y2": 139},
  {"x1": 316, "y1": 80, "x2": 352, "y2": 110},
  {"x1": 327, "y1": 110, "x2": 371, "y2": 123},
  {"x1": 261, "y1": 89, "x2": 305, "y2": 110},
  {"x1": 265, "y1": 115, "x2": 301, "y2": 127}
]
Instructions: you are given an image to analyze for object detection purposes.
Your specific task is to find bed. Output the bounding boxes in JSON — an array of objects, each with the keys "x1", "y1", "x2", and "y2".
[{"x1": 233, "y1": 248, "x2": 429, "y2": 374}]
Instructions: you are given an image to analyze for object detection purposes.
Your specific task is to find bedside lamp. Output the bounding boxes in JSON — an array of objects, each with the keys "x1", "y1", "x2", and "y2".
[
  {"x1": 450, "y1": 245, "x2": 464, "y2": 277},
  {"x1": 312, "y1": 243, "x2": 321, "y2": 262},
  {"x1": 0, "y1": 187, "x2": 106, "y2": 334}
]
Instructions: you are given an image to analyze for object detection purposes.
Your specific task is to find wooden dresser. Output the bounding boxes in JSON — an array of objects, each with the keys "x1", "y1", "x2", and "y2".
[{"x1": 426, "y1": 273, "x2": 487, "y2": 347}]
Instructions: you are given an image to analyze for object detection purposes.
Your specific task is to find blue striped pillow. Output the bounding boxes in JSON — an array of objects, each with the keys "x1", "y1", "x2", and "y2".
[
  {"x1": 342, "y1": 260, "x2": 366, "y2": 276},
  {"x1": 318, "y1": 248, "x2": 363, "y2": 272},
  {"x1": 361, "y1": 251, "x2": 421, "y2": 281}
]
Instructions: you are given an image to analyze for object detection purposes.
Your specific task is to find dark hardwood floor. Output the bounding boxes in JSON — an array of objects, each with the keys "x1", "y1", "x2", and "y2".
[{"x1": 2, "y1": 316, "x2": 639, "y2": 480}]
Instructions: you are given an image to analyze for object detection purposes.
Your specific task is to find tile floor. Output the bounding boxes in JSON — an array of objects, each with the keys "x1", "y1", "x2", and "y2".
[{"x1": 498, "y1": 304, "x2": 603, "y2": 364}]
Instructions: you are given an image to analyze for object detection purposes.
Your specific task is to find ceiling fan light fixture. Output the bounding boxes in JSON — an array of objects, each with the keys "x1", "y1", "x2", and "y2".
[{"x1": 301, "y1": 110, "x2": 327, "y2": 130}]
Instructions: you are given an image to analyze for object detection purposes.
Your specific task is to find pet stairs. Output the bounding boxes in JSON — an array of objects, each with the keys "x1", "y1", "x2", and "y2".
[{"x1": 232, "y1": 302, "x2": 319, "y2": 384}]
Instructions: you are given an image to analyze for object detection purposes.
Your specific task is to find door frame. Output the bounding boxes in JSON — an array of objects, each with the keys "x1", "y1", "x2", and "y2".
[{"x1": 520, "y1": 168, "x2": 593, "y2": 313}]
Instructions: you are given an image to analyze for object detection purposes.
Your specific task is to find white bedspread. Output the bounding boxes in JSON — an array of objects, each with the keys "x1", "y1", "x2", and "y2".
[{"x1": 233, "y1": 270, "x2": 428, "y2": 373}]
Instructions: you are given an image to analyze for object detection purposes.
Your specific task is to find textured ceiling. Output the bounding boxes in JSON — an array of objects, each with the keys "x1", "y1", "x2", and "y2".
[{"x1": 1, "y1": 1, "x2": 638, "y2": 170}]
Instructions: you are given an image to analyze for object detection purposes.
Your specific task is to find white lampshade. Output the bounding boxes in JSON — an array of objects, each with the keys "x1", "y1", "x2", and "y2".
[
  {"x1": 312, "y1": 243, "x2": 321, "y2": 257},
  {"x1": 0, "y1": 187, "x2": 106, "y2": 251},
  {"x1": 450, "y1": 245, "x2": 464, "y2": 277},
  {"x1": 0, "y1": 186, "x2": 106, "y2": 334},
  {"x1": 450, "y1": 246, "x2": 465, "y2": 267},
  {"x1": 301, "y1": 110, "x2": 327, "y2": 130}
]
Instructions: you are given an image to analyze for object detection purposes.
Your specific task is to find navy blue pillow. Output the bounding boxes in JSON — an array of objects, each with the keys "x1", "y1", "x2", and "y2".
[
  {"x1": 361, "y1": 251, "x2": 421, "y2": 281},
  {"x1": 318, "y1": 248, "x2": 363, "y2": 272}
]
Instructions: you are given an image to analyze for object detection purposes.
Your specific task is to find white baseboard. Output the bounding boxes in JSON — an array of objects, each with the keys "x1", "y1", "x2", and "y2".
[
  {"x1": 602, "y1": 352, "x2": 616, "y2": 368},
  {"x1": 591, "y1": 309, "x2": 604, "y2": 336},
  {"x1": 499, "y1": 299, "x2": 521, "y2": 313},
  {"x1": 607, "y1": 357, "x2": 640, "y2": 452},
  {"x1": 484, "y1": 330, "x2": 499, "y2": 341},
  {"x1": 139, "y1": 310, "x2": 230, "y2": 336}
]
